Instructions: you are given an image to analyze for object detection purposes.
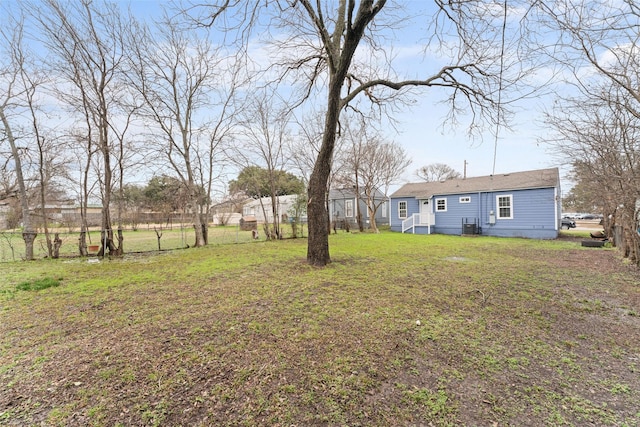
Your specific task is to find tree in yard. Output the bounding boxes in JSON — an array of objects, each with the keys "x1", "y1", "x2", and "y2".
[
  {"x1": 545, "y1": 88, "x2": 640, "y2": 261},
  {"x1": 281, "y1": 1, "x2": 527, "y2": 265},
  {"x1": 34, "y1": 0, "x2": 131, "y2": 256},
  {"x1": 415, "y1": 163, "x2": 462, "y2": 182},
  {"x1": 229, "y1": 164, "x2": 305, "y2": 239},
  {"x1": 537, "y1": 0, "x2": 640, "y2": 264},
  {"x1": 346, "y1": 136, "x2": 410, "y2": 233},
  {"x1": 127, "y1": 14, "x2": 238, "y2": 247},
  {"x1": 229, "y1": 166, "x2": 305, "y2": 199},
  {"x1": 231, "y1": 92, "x2": 305, "y2": 239},
  {"x1": 0, "y1": 13, "x2": 39, "y2": 259},
  {"x1": 187, "y1": 0, "x2": 535, "y2": 265}
]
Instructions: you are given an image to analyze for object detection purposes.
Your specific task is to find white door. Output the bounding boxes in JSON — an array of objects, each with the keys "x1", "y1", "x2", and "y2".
[{"x1": 419, "y1": 199, "x2": 431, "y2": 224}]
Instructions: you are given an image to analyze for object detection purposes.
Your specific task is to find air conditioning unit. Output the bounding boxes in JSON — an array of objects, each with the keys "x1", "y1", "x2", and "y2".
[{"x1": 463, "y1": 223, "x2": 477, "y2": 235}]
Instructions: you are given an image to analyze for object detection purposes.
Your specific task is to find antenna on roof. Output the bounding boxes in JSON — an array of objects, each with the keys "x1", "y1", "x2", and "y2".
[{"x1": 492, "y1": 0, "x2": 508, "y2": 175}]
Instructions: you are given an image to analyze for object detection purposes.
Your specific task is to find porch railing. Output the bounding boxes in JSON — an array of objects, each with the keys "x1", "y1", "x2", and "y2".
[
  {"x1": 402, "y1": 213, "x2": 433, "y2": 234},
  {"x1": 402, "y1": 213, "x2": 420, "y2": 234}
]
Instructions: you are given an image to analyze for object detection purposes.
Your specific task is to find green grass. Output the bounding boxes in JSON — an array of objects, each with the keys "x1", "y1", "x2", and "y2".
[
  {"x1": 14, "y1": 277, "x2": 62, "y2": 292},
  {"x1": 0, "y1": 225, "x2": 267, "y2": 262},
  {"x1": 0, "y1": 231, "x2": 639, "y2": 426}
]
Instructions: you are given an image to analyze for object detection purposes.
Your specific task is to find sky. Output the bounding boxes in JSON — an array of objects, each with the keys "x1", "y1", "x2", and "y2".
[
  {"x1": 398, "y1": 99, "x2": 560, "y2": 182},
  {"x1": 125, "y1": 0, "x2": 565, "y2": 180},
  {"x1": 2, "y1": 0, "x2": 572, "y2": 197}
]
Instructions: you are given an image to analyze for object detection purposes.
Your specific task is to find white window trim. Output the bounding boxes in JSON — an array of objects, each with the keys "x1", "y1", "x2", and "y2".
[
  {"x1": 398, "y1": 201, "x2": 407, "y2": 219},
  {"x1": 459, "y1": 196, "x2": 471, "y2": 204},
  {"x1": 436, "y1": 198, "x2": 447, "y2": 212},
  {"x1": 345, "y1": 199, "x2": 354, "y2": 217},
  {"x1": 497, "y1": 194, "x2": 513, "y2": 219}
]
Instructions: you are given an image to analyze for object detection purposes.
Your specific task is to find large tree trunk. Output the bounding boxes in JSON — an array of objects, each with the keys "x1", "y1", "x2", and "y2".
[
  {"x1": 22, "y1": 231, "x2": 37, "y2": 261},
  {"x1": 304, "y1": 0, "x2": 385, "y2": 265},
  {"x1": 307, "y1": 170, "x2": 331, "y2": 266},
  {"x1": 307, "y1": 79, "x2": 342, "y2": 266}
]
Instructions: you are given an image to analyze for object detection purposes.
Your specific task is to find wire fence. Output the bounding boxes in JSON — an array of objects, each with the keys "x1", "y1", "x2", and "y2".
[{"x1": 0, "y1": 223, "x2": 307, "y2": 263}]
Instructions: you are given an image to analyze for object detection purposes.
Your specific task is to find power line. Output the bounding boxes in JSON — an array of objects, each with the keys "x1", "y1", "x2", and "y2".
[{"x1": 493, "y1": 0, "x2": 508, "y2": 175}]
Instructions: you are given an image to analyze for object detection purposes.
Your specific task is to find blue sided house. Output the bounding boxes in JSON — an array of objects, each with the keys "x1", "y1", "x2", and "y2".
[{"x1": 390, "y1": 167, "x2": 562, "y2": 239}]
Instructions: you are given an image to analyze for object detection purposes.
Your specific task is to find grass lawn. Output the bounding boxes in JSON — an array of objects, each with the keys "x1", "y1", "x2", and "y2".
[
  {"x1": 1, "y1": 231, "x2": 639, "y2": 426},
  {"x1": 0, "y1": 226, "x2": 261, "y2": 262}
]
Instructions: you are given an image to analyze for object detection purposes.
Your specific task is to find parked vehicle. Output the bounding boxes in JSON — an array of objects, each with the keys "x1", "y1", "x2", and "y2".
[{"x1": 561, "y1": 218, "x2": 576, "y2": 230}]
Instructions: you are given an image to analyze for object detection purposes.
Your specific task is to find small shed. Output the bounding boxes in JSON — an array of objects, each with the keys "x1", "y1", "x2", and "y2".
[{"x1": 239, "y1": 215, "x2": 258, "y2": 231}]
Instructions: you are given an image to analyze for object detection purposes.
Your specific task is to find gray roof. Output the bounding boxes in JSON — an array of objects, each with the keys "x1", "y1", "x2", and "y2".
[
  {"x1": 391, "y1": 167, "x2": 560, "y2": 198},
  {"x1": 329, "y1": 187, "x2": 385, "y2": 200}
]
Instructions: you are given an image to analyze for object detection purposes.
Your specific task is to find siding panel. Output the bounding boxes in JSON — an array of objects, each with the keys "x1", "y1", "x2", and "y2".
[{"x1": 391, "y1": 187, "x2": 559, "y2": 239}]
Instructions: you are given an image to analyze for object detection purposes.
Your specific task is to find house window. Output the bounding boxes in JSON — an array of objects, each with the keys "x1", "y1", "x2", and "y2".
[
  {"x1": 497, "y1": 195, "x2": 513, "y2": 219},
  {"x1": 243, "y1": 206, "x2": 254, "y2": 216},
  {"x1": 459, "y1": 196, "x2": 471, "y2": 204},
  {"x1": 345, "y1": 200, "x2": 354, "y2": 217},
  {"x1": 398, "y1": 201, "x2": 407, "y2": 219},
  {"x1": 436, "y1": 198, "x2": 447, "y2": 212}
]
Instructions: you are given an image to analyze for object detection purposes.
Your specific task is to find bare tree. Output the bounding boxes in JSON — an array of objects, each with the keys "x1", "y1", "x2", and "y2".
[
  {"x1": 0, "y1": 13, "x2": 39, "y2": 259},
  {"x1": 181, "y1": 0, "x2": 536, "y2": 265},
  {"x1": 276, "y1": 1, "x2": 527, "y2": 265},
  {"x1": 338, "y1": 123, "x2": 410, "y2": 233},
  {"x1": 415, "y1": 163, "x2": 462, "y2": 182},
  {"x1": 545, "y1": 87, "x2": 640, "y2": 262},
  {"x1": 358, "y1": 139, "x2": 410, "y2": 233},
  {"x1": 127, "y1": 15, "x2": 237, "y2": 247},
  {"x1": 232, "y1": 92, "x2": 293, "y2": 240},
  {"x1": 537, "y1": 0, "x2": 640, "y2": 263},
  {"x1": 34, "y1": 0, "x2": 131, "y2": 256}
]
